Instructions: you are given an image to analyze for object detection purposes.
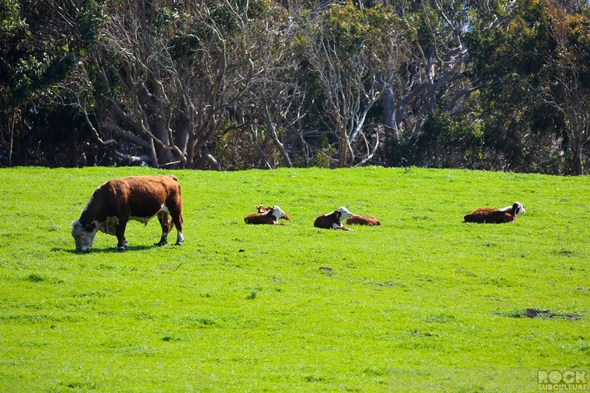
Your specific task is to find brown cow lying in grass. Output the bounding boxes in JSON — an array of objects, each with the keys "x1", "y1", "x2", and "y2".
[
  {"x1": 464, "y1": 201, "x2": 526, "y2": 224},
  {"x1": 346, "y1": 215, "x2": 381, "y2": 226},
  {"x1": 314, "y1": 207, "x2": 354, "y2": 231},
  {"x1": 244, "y1": 206, "x2": 288, "y2": 225}
]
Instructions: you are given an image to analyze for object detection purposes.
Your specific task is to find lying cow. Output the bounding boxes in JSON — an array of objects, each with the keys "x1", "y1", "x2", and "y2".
[
  {"x1": 346, "y1": 215, "x2": 381, "y2": 226},
  {"x1": 464, "y1": 201, "x2": 526, "y2": 224},
  {"x1": 71, "y1": 175, "x2": 184, "y2": 251},
  {"x1": 244, "y1": 206, "x2": 287, "y2": 225},
  {"x1": 256, "y1": 205, "x2": 291, "y2": 221},
  {"x1": 314, "y1": 207, "x2": 354, "y2": 231}
]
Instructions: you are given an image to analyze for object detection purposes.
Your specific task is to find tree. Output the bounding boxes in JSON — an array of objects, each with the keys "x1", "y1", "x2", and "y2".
[
  {"x1": 248, "y1": 22, "x2": 301, "y2": 169},
  {"x1": 304, "y1": 2, "x2": 405, "y2": 167},
  {"x1": 66, "y1": 0, "x2": 286, "y2": 169},
  {"x1": 221, "y1": 0, "x2": 301, "y2": 169},
  {"x1": 380, "y1": 0, "x2": 496, "y2": 166},
  {"x1": 0, "y1": 0, "x2": 84, "y2": 166},
  {"x1": 540, "y1": 0, "x2": 590, "y2": 174},
  {"x1": 466, "y1": 0, "x2": 590, "y2": 175}
]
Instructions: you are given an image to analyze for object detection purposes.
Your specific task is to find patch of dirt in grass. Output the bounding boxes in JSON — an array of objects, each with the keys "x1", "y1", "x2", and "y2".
[
  {"x1": 365, "y1": 281, "x2": 406, "y2": 289},
  {"x1": 319, "y1": 266, "x2": 334, "y2": 276},
  {"x1": 497, "y1": 308, "x2": 582, "y2": 320},
  {"x1": 553, "y1": 248, "x2": 579, "y2": 257},
  {"x1": 412, "y1": 330, "x2": 438, "y2": 337}
]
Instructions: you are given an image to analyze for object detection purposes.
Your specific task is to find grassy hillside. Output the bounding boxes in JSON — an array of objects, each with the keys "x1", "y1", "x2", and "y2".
[{"x1": 0, "y1": 166, "x2": 588, "y2": 392}]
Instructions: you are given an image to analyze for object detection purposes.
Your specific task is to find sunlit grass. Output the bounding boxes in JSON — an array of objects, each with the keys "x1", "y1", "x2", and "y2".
[{"x1": 0, "y1": 166, "x2": 588, "y2": 392}]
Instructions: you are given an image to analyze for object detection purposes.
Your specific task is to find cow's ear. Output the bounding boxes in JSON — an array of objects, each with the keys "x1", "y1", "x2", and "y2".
[{"x1": 85, "y1": 223, "x2": 96, "y2": 232}]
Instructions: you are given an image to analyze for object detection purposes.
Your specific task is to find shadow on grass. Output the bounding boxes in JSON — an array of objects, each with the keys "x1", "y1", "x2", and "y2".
[{"x1": 53, "y1": 244, "x2": 163, "y2": 254}]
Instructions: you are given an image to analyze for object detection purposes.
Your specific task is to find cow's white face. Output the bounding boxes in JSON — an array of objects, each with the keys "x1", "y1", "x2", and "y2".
[
  {"x1": 71, "y1": 220, "x2": 99, "y2": 252},
  {"x1": 513, "y1": 202, "x2": 526, "y2": 216},
  {"x1": 337, "y1": 207, "x2": 354, "y2": 220},
  {"x1": 271, "y1": 206, "x2": 286, "y2": 219},
  {"x1": 501, "y1": 202, "x2": 526, "y2": 217}
]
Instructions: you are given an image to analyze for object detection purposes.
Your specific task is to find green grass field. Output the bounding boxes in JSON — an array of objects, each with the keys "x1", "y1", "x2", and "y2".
[{"x1": 0, "y1": 166, "x2": 588, "y2": 392}]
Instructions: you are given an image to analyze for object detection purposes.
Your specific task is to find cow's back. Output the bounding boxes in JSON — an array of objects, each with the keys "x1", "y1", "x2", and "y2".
[
  {"x1": 119, "y1": 176, "x2": 182, "y2": 217},
  {"x1": 80, "y1": 176, "x2": 181, "y2": 222},
  {"x1": 314, "y1": 214, "x2": 336, "y2": 228},
  {"x1": 346, "y1": 215, "x2": 380, "y2": 226},
  {"x1": 464, "y1": 208, "x2": 514, "y2": 223}
]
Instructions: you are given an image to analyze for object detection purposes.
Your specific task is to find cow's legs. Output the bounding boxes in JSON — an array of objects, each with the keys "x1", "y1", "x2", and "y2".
[
  {"x1": 156, "y1": 212, "x2": 172, "y2": 246},
  {"x1": 176, "y1": 231, "x2": 184, "y2": 245},
  {"x1": 115, "y1": 220, "x2": 128, "y2": 250},
  {"x1": 171, "y1": 211, "x2": 184, "y2": 246}
]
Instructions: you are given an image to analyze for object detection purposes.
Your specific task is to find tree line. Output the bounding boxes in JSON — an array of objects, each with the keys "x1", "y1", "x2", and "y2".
[{"x1": 1, "y1": 0, "x2": 589, "y2": 174}]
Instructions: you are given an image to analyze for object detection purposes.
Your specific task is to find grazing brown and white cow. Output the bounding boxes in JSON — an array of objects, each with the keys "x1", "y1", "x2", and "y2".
[
  {"x1": 256, "y1": 205, "x2": 291, "y2": 221},
  {"x1": 464, "y1": 201, "x2": 526, "y2": 224},
  {"x1": 71, "y1": 175, "x2": 184, "y2": 252},
  {"x1": 244, "y1": 206, "x2": 287, "y2": 225},
  {"x1": 314, "y1": 207, "x2": 355, "y2": 231},
  {"x1": 346, "y1": 215, "x2": 381, "y2": 226}
]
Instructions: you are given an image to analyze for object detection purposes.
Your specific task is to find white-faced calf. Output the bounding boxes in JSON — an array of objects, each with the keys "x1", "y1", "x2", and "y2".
[
  {"x1": 244, "y1": 206, "x2": 287, "y2": 225},
  {"x1": 464, "y1": 201, "x2": 526, "y2": 224},
  {"x1": 314, "y1": 207, "x2": 355, "y2": 231},
  {"x1": 256, "y1": 205, "x2": 291, "y2": 221}
]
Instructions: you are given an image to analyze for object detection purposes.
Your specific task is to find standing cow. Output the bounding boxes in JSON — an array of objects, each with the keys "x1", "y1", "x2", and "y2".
[{"x1": 71, "y1": 175, "x2": 184, "y2": 251}]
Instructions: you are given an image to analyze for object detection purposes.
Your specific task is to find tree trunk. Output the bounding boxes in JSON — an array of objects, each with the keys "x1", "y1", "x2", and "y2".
[
  {"x1": 573, "y1": 140, "x2": 584, "y2": 175},
  {"x1": 264, "y1": 106, "x2": 293, "y2": 168},
  {"x1": 382, "y1": 84, "x2": 396, "y2": 151},
  {"x1": 8, "y1": 106, "x2": 16, "y2": 167},
  {"x1": 339, "y1": 125, "x2": 348, "y2": 168},
  {"x1": 154, "y1": 120, "x2": 175, "y2": 165}
]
